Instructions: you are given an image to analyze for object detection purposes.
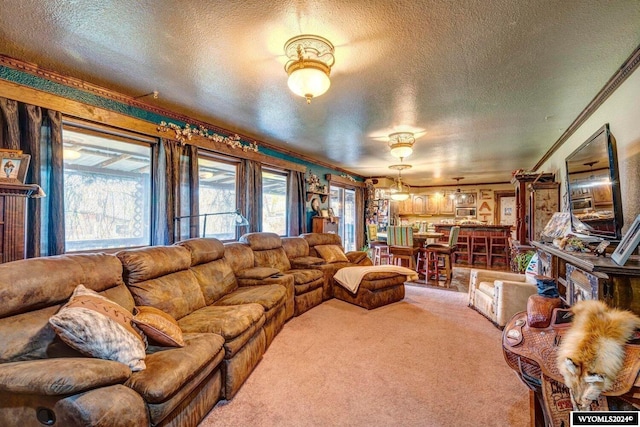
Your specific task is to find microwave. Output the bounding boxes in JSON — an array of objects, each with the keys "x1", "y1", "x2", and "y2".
[{"x1": 455, "y1": 207, "x2": 477, "y2": 218}]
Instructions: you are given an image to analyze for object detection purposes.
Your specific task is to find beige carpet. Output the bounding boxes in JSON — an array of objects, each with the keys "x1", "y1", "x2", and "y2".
[{"x1": 200, "y1": 285, "x2": 530, "y2": 427}]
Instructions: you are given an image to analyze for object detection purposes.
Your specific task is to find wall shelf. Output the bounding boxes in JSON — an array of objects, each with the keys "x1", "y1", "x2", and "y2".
[{"x1": 307, "y1": 191, "x2": 329, "y2": 203}]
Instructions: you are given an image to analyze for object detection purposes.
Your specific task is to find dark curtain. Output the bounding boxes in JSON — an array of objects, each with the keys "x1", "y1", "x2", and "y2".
[
  {"x1": 242, "y1": 159, "x2": 262, "y2": 233},
  {"x1": 151, "y1": 139, "x2": 198, "y2": 245},
  {"x1": 355, "y1": 187, "x2": 365, "y2": 251},
  {"x1": 0, "y1": 97, "x2": 64, "y2": 257},
  {"x1": 287, "y1": 170, "x2": 307, "y2": 236}
]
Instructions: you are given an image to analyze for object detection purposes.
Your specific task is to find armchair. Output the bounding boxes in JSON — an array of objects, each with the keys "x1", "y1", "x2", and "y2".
[{"x1": 467, "y1": 269, "x2": 537, "y2": 328}]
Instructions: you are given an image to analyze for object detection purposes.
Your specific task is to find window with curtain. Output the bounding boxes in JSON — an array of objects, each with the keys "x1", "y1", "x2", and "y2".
[
  {"x1": 62, "y1": 125, "x2": 152, "y2": 251},
  {"x1": 330, "y1": 185, "x2": 357, "y2": 251},
  {"x1": 262, "y1": 168, "x2": 288, "y2": 235},
  {"x1": 198, "y1": 155, "x2": 239, "y2": 240}
]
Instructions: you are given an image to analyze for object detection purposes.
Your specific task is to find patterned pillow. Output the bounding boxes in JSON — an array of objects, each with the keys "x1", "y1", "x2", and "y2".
[
  {"x1": 132, "y1": 306, "x2": 185, "y2": 347},
  {"x1": 49, "y1": 285, "x2": 147, "y2": 371},
  {"x1": 315, "y1": 244, "x2": 349, "y2": 263}
]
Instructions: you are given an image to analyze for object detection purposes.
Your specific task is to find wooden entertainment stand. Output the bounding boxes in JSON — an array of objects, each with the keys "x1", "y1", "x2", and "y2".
[{"x1": 531, "y1": 240, "x2": 640, "y2": 315}]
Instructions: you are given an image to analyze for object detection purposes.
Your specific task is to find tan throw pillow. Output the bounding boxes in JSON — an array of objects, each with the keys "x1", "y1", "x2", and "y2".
[
  {"x1": 132, "y1": 306, "x2": 185, "y2": 347},
  {"x1": 49, "y1": 285, "x2": 147, "y2": 371},
  {"x1": 315, "y1": 244, "x2": 349, "y2": 263}
]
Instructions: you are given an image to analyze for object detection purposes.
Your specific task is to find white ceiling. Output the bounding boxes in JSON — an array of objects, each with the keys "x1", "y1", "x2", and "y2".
[{"x1": 1, "y1": 0, "x2": 639, "y2": 186}]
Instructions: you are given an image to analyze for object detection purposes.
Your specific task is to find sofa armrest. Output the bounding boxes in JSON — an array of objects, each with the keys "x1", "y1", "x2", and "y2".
[
  {"x1": 290, "y1": 256, "x2": 325, "y2": 269},
  {"x1": 0, "y1": 358, "x2": 131, "y2": 396},
  {"x1": 235, "y1": 267, "x2": 280, "y2": 280},
  {"x1": 493, "y1": 280, "x2": 538, "y2": 327},
  {"x1": 346, "y1": 251, "x2": 370, "y2": 265}
]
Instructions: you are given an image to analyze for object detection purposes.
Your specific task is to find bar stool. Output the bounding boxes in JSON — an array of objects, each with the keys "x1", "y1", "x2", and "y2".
[
  {"x1": 373, "y1": 245, "x2": 392, "y2": 265},
  {"x1": 424, "y1": 249, "x2": 440, "y2": 282},
  {"x1": 422, "y1": 226, "x2": 459, "y2": 284},
  {"x1": 489, "y1": 235, "x2": 509, "y2": 267},
  {"x1": 454, "y1": 235, "x2": 470, "y2": 264},
  {"x1": 416, "y1": 247, "x2": 428, "y2": 276},
  {"x1": 470, "y1": 233, "x2": 489, "y2": 266}
]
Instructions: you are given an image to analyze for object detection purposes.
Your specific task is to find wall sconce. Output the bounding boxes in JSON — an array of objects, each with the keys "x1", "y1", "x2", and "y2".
[{"x1": 284, "y1": 34, "x2": 335, "y2": 104}]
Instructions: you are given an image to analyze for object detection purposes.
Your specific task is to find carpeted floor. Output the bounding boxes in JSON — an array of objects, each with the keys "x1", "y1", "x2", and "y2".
[{"x1": 199, "y1": 283, "x2": 530, "y2": 427}]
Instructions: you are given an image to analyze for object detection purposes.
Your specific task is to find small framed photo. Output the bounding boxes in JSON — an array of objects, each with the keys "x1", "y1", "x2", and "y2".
[
  {"x1": 328, "y1": 208, "x2": 335, "y2": 217},
  {"x1": 611, "y1": 214, "x2": 640, "y2": 266},
  {"x1": 0, "y1": 150, "x2": 30, "y2": 184},
  {"x1": 321, "y1": 209, "x2": 329, "y2": 218}
]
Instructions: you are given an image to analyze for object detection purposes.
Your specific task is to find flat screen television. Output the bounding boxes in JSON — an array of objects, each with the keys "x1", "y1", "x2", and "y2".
[{"x1": 565, "y1": 123, "x2": 623, "y2": 240}]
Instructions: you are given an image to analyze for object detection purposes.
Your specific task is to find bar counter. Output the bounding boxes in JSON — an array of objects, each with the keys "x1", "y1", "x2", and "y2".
[{"x1": 433, "y1": 224, "x2": 512, "y2": 241}]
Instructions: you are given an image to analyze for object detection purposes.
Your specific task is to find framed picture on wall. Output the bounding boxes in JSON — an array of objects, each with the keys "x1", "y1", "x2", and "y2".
[
  {"x1": 0, "y1": 149, "x2": 30, "y2": 184},
  {"x1": 612, "y1": 214, "x2": 640, "y2": 266}
]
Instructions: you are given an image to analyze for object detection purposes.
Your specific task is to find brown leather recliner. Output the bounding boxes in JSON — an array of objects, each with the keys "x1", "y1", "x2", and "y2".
[
  {"x1": 240, "y1": 232, "x2": 324, "y2": 316},
  {"x1": 176, "y1": 237, "x2": 288, "y2": 346},
  {"x1": 0, "y1": 253, "x2": 225, "y2": 427},
  {"x1": 117, "y1": 244, "x2": 266, "y2": 400},
  {"x1": 223, "y1": 241, "x2": 296, "y2": 321}
]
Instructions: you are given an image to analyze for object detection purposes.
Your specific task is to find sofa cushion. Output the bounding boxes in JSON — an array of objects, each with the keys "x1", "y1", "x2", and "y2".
[
  {"x1": 240, "y1": 232, "x2": 282, "y2": 251},
  {"x1": 281, "y1": 237, "x2": 310, "y2": 259},
  {"x1": 235, "y1": 267, "x2": 280, "y2": 280},
  {"x1": 126, "y1": 333, "x2": 224, "y2": 404},
  {"x1": 132, "y1": 306, "x2": 185, "y2": 347},
  {"x1": 126, "y1": 270, "x2": 206, "y2": 321},
  {"x1": 288, "y1": 269, "x2": 324, "y2": 285},
  {"x1": 253, "y1": 247, "x2": 292, "y2": 272},
  {"x1": 189, "y1": 259, "x2": 238, "y2": 305},
  {"x1": 478, "y1": 281, "x2": 495, "y2": 296},
  {"x1": 178, "y1": 304, "x2": 264, "y2": 341},
  {"x1": 117, "y1": 246, "x2": 192, "y2": 284},
  {"x1": 223, "y1": 242, "x2": 255, "y2": 273},
  {"x1": 49, "y1": 285, "x2": 146, "y2": 371},
  {"x1": 315, "y1": 245, "x2": 350, "y2": 263},
  {"x1": 177, "y1": 238, "x2": 225, "y2": 266}
]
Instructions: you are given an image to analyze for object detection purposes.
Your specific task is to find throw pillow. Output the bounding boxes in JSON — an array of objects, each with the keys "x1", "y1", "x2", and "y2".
[
  {"x1": 315, "y1": 244, "x2": 349, "y2": 263},
  {"x1": 49, "y1": 284, "x2": 147, "y2": 371},
  {"x1": 132, "y1": 306, "x2": 185, "y2": 347}
]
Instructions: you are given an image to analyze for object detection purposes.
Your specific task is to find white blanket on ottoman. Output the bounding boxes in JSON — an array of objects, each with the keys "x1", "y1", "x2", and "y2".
[{"x1": 334, "y1": 265, "x2": 419, "y2": 293}]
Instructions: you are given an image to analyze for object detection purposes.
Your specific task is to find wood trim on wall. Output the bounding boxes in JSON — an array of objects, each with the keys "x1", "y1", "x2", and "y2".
[
  {"x1": 0, "y1": 77, "x2": 305, "y2": 172},
  {"x1": 0, "y1": 54, "x2": 360, "y2": 177},
  {"x1": 325, "y1": 174, "x2": 365, "y2": 188}
]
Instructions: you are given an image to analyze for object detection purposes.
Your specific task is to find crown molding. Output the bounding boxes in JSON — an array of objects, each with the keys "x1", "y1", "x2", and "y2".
[
  {"x1": 0, "y1": 54, "x2": 363, "y2": 179},
  {"x1": 534, "y1": 43, "x2": 640, "y2": 170}
]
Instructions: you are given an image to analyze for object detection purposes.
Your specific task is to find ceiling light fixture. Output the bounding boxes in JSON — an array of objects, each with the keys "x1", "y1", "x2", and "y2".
[
  {"x1": 388, "y1": 132, "x2": 415, "y2": 159},
  {"x1": 389, "y1": 164, "x2": 412, "y2": 201},
  {"x1": 284, "y1": 34, "x2": 335, "y2": 104},
  {"x1": 449, "y1": 177, "x2": 464, "y2": 201}
]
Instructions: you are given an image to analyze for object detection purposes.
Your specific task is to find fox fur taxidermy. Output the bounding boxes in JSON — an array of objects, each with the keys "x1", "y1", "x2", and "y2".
[{"x1": 557, "y1": 300, "x2": 640, "y2": 411}]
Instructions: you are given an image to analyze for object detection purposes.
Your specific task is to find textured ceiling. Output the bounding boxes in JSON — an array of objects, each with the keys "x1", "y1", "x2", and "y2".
[{"x1": 1, "y1": 0, "x2": 639, "y2": 185}]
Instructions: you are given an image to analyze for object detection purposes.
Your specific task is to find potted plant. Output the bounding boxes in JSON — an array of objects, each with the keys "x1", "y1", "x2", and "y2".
[{"x1": 513, "y1": 250, "x2": 535, "y2": 273}]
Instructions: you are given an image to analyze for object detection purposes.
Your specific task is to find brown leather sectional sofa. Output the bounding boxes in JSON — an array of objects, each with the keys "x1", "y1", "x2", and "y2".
[{"x1": 0, "y1": 233, "x2": 408, "y2": 427}]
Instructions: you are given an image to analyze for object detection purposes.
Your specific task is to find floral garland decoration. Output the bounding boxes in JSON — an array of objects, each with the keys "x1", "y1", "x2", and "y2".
[
  {"x1": 340, "y1": 174, "x2": 356, "y2": 182},
  {"x1": 157, "y1": 121, "x2": 258, "y2": 152}
]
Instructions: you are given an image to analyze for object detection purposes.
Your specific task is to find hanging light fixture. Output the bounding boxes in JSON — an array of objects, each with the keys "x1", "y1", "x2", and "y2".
[
  {"x1": 449, "y1": 177, "x2": 465, "y2": 203},
  {"x1": 389, "y1": 164, "x2": 412, "y2": 201},
  {"x1": 284, "y1": 34, "x2": 335, "y2": 104},
  {"x1": 388, "y1": 132, "x2": 415, "y2": 160}
]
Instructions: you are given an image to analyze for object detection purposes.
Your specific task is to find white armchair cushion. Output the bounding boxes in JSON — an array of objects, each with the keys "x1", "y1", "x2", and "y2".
[{"x1": 468, "y1": 269, "x2": 538, "y2": 328}]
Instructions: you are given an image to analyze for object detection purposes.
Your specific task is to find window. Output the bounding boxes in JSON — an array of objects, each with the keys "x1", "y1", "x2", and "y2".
[
  {"x1": 198, "y1": 156, "x2": 238, "y2": 240},
  {"x1": 330, "y1": 186, "x2": 356, "y2": 251},
  {"x1": 262, "y1": 169, "x2": 288, "y2": 235},
  {"x1": 63, "y1": 125, "x2": 152, "y2": 251}
]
